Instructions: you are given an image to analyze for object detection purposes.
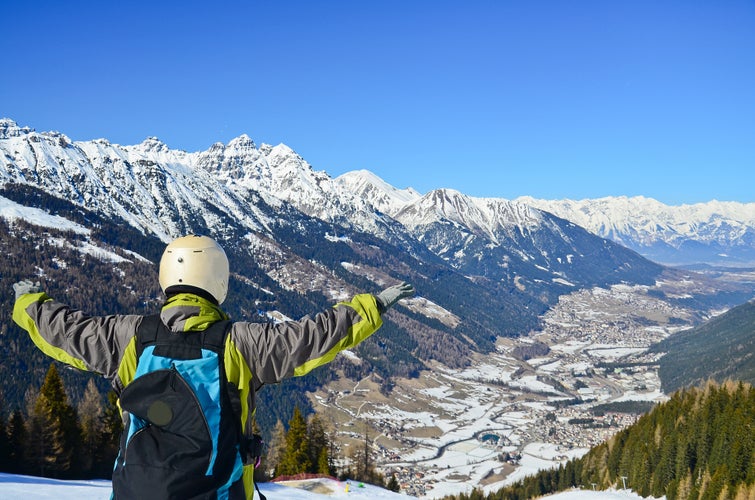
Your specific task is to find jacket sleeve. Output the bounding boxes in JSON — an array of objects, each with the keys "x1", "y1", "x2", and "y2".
[
  {"x1": 12, "y1": 292, "x2": 142, "y2": 379},
  {"x1": 229, "y1": 293, "x2": 383, "y2": 384}
]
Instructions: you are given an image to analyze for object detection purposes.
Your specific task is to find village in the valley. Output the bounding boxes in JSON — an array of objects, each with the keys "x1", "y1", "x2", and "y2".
[{"x1": 313, "y1": 276, "x2": 718, "y2": 498}]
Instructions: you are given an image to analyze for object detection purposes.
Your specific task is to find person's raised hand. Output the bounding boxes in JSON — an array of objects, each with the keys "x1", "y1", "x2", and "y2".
[
  {"x1": 13, "y1": 280, "x2": 41, "y2": 301},
  {"x1": 376, "y1": 282, "x2": 415, "y2": 312}
]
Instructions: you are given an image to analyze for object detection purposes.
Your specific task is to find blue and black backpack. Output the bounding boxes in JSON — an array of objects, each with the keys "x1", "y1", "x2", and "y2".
[{"x1": 112, "y1": 315, "x2": 257, "y2": 499}]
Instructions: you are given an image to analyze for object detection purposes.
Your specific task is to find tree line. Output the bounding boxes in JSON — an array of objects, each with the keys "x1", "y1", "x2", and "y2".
[
  {"x1": 0, "y1": 363, "x2": 122, "y2": 479},
  {"x1": 258, "y1": 405, "x2": 399, "y2": 491},
  {"x1": 0, "y1": 361, "x2": 400, "y2": 492}
]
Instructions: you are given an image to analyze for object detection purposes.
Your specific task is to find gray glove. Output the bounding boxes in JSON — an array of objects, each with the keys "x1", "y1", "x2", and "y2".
[
  {"x1": 376, "y1": 282, "x2": 415, "y2": 312},
  {"x1": 13, "y1": 280, "x2": 41, "y2": 301}
]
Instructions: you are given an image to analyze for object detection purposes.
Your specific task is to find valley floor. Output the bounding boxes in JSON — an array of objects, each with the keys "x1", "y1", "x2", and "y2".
[{"x1": 309, "y1": 272, "x2": 729, "y2": 498}]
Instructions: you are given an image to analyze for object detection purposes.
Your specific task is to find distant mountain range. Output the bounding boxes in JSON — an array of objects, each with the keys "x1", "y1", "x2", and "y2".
[
  {"x1": 1, "y1": 117, "x2": 753, "y2": 426},
  {"x1": 516, "y1": 196, "x2": 755, "y2": 268},
  {"x1": 4, "y1": 118, "x2": 754, "y2": 268},
  {"x1": 335, "y1": 169, "x2": 755, "y2": 269}
]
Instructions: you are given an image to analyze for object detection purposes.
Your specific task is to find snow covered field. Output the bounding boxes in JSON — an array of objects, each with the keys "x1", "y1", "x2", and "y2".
[
  {"x1": 0, "y1": 474, "x2": 399, "y2": 500},
  {"x1": 0, "y1": 473, "x2": 659, "y2": 499}
]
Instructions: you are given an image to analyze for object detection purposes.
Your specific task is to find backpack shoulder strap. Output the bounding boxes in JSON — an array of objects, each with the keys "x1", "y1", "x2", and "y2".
[
  {"x1": 135, "y1": 313, "x2": 162, "y2": 359},
  {"x1": 201, "y1": 319, "x2": 233, "y2": 353}
]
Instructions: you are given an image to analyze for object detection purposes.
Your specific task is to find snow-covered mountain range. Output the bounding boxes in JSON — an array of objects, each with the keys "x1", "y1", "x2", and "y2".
[
  {"x1": 0, "y1": 117, "x2": 671, "y2": 326},
  {"x1": 516, "y1": 196, "x2": 755, "y2": 267},
  {"x1": 339, "y1": 172, "x2": 755, "y2": 268},
  {"x1": 3, "y1": 118, "x2": 753, "y2": 269}
]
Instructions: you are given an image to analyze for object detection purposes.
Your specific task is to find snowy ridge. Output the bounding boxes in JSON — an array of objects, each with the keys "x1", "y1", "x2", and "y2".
[
  {"x1": 336, "y1": 169, "x2": 422, "y2": 216},
  {"x1": 0, "y1": 118, "x2": 398, "y2": 244},
  {"x1": 394, "y1": 188, "x2": 544, "y2": 238},
  {"x1": 517, "y1": 196, "x2": 755, "y2": 265},
  {"x1": 196, "y1": 138, "x2": 411, "y2": 243},
  {"x1": 517, "y1": 196, "x2": 755, "y2": 244},
  {"x1": 0, "y1": 119, "x2": 265, "y2": 241},
  {"x1": 3, "y1": 117, "x2": 753, "y2": 269},
  {"x1": 340, "y1": 167, "x2": 755, "y2": 267}
]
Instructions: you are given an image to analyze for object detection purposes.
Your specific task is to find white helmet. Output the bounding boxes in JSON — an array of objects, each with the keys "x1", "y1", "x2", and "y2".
[{"x1": 159, "y1": 235, "x2": 230, "y2": 304}]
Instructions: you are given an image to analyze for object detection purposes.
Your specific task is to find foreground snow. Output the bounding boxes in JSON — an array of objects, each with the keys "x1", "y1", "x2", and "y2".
[
  {"x1": 0, "y1": 473, "x2": 661, "y2": 499},
  {"x1": 0, "y1": 473, "x2": 404, "y2": 499}
]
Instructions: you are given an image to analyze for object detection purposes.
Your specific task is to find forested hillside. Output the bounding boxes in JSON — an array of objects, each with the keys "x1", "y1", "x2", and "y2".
[
  {"x1": 0, "y1": 363, "x2": 122, "y2": 478},
  {"x1": 651, "y1": 300, "x2": 755, "y2": 393},
  {"x1": 446, "y1": 381, "x2": 755, "y2": 500}
]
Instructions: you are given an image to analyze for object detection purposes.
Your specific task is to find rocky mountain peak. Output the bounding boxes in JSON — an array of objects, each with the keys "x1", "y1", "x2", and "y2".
[
  {"x1": 0, "y1": 118, "x2": 33, "y2": 139},
  {"x1": 396, "y1": 188, "x2": 542, "y2": 236},
  {"x1": 227, "y1": 134, "x2": 257, "y2": 151},
  {"x1": 336, "y1": 170, "x2": 422, "y2": 217},
  {"x1": 138, "y1": 136, "x2": 170, "y2": 153}
]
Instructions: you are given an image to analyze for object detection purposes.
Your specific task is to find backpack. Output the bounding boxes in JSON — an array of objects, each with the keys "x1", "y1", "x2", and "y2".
[{"x1": 112, "y1": 315, "x2": 246, "y2": 499}]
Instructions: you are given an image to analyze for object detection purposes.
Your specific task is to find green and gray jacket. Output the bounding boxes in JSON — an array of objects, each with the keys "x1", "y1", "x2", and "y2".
[{"x1": 13, "y1": 291, "x2": 383, "y2": 499}]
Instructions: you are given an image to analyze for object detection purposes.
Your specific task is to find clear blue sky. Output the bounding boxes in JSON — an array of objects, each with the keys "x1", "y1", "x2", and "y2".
[{"x1": 2, "y1": 1, "x2": 754, "y2": 204}]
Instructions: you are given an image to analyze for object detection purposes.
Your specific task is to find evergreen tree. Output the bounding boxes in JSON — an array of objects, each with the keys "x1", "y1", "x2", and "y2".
[
  {"x1": 307, "y1": 413, "x2": 330, "y2": 475},
  {"x1": 77, "y1": 378, "x2": 104, "y2": 477},
  {"x1": 267, "y1": 419, "x2": 287, "y2": 477},
  {"x1": 6, "y1": 410, "x2": 26, "y2": 474},
  {"x1": 277, "y1": 407, "x2": 311, "y2": 476},
  {"x1": 26, "y1": 364, "x2": 81, "y2": 478},
  {"x1": 0, "y1": 409, "x2": 9, "y2": 471},
  {"x1": 25, "y1": 384, "x2": 46, "y2": 476},
  {"x1": 316, "y1": 447, "x2": 330, "y2": 475}
]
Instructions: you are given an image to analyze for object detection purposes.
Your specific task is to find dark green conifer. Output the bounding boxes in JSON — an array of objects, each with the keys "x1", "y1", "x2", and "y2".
[
  {"x1": 27, "y1": 363, "x2": 81, "y2": 478},
  {"x1": 6, "y1": 410, "x2": 27, "y2": 473},
  {"x1": 277, "y1": 407, "x2": 311, "y2": 475}
]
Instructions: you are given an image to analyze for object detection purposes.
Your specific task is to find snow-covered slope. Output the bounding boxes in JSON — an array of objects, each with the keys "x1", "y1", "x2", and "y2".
[
  {"x1": 0, "y1": 473, "x2": 409, "y2": 499},
  {"x1": 336, "y1": 169, "x2": 421, "y2": 216},
  {"x1": 0, "y1": 472, "x2": 656, "y2": 499},
  {"x1": 0, "y1": 120, "x2": 267, "y2": 241}
]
